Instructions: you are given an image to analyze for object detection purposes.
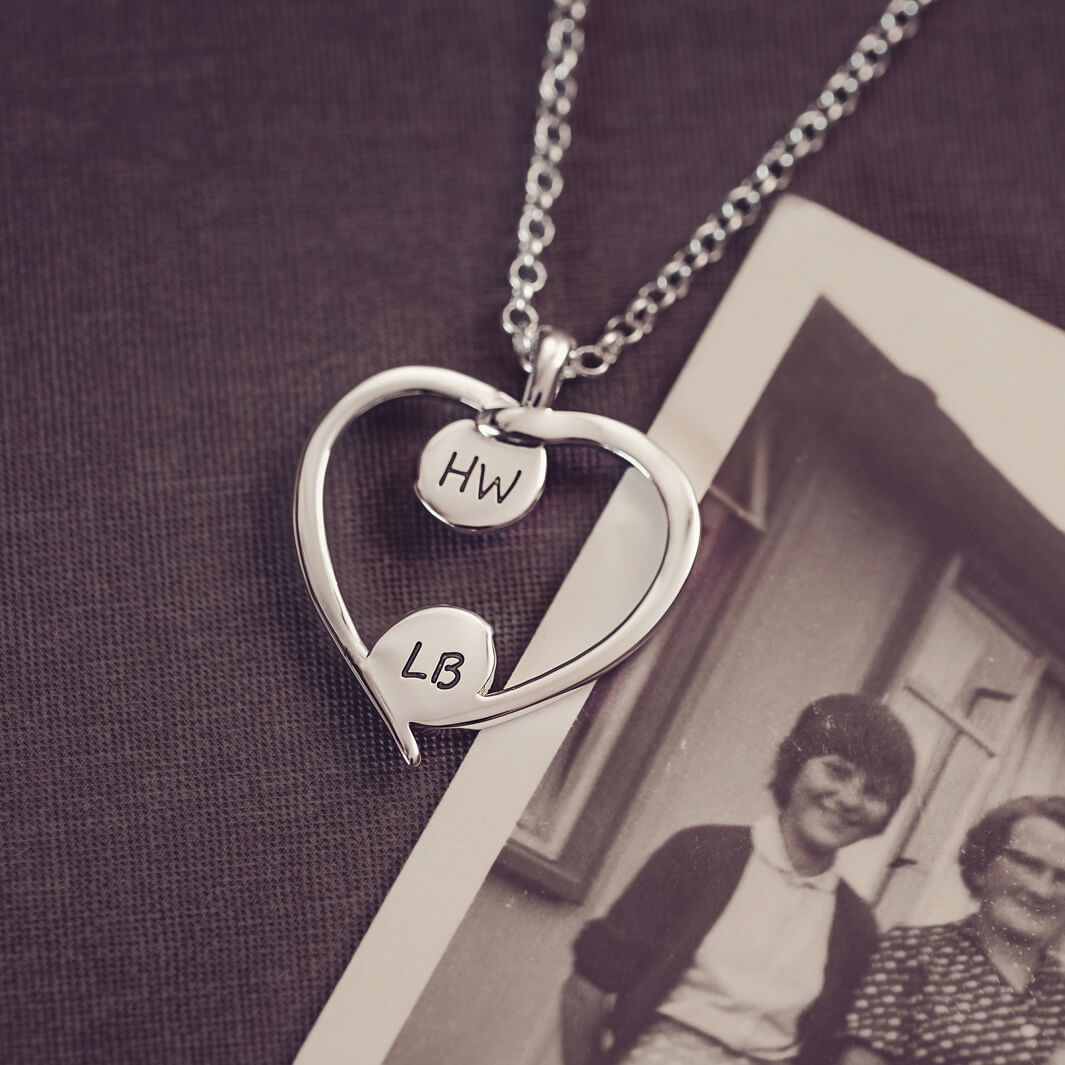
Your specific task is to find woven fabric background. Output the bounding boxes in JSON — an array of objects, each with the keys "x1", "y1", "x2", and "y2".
[{"x1": 2, "y1": 1, "x2": 1063, "y2": 1062}]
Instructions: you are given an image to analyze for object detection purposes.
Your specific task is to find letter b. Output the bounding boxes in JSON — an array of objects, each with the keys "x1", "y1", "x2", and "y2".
[{"x1": 431, "y1": 652, "x2": 465, "y2": 691}]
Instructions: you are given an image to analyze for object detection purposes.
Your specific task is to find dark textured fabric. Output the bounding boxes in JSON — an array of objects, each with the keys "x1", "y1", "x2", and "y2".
[
  {"x1": 573, "y1": 826, "x2": 878, "y2": 1065},
  {"x1": 1, "y1": 1, "x2": 1062, "y2": 1061}
]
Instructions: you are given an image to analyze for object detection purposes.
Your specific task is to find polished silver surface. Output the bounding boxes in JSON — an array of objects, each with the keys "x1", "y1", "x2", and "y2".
[
  {"x1": 520, "y1": 327, "x2": 573, "y2": 410},
  {"x1": 415, "y1": 420, "x2": 547, "y2": 531},
  {"x1": 366, "y1": 606, "x2": 498, "y2": 749},
  {"x1": 502, "y1": 0, "x2": 936, "y2": 378},
  {"x1": 294, "y1": 365, "x2": 700, "y2": 765},
  {"x1": 414, "y1": 330, "x2": 574, "y2": 531},
  {"x1": 294, "y1": 367, "x2": 516, "y2": 764}
]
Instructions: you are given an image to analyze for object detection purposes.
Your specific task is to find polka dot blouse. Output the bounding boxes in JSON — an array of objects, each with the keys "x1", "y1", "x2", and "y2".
[{"x1": 844, "y1": 919, "x2": 1065, "y2": 1065}]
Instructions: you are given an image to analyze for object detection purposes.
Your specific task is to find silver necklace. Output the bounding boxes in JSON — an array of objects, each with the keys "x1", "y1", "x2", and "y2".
[{"x1": 294, "y1": 0, "x2": 936, "y2": 766}]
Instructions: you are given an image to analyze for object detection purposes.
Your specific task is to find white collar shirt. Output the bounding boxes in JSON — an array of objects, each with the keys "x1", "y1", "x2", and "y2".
[{"x1": 657, "y1": 815, "x2": 841, "y2": 1060}]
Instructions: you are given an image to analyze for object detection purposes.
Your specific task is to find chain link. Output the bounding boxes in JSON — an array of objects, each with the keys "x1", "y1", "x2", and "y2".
[{"x1": 502, "y1": 0, "x2": 938, "y2": 378}]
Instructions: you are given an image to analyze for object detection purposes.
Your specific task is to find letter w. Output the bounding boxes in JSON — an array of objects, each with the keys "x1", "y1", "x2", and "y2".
[{"x1": 477, "y1": 466, "x2": 522, "y2": 504}]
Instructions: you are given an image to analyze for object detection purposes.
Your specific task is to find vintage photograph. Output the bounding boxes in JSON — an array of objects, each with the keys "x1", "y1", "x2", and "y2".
[{"x1": 378, "y1": 296, "x2": 1065, "y2": 1065}]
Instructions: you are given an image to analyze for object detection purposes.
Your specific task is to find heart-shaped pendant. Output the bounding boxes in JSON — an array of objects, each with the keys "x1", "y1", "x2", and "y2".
[{"x1": 294, "y1": 333, "x2": 700, "y2": 765}]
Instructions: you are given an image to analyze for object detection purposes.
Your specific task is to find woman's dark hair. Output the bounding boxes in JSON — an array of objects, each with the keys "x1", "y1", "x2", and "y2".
[
  {"x1": 958, "y1": 795, "x2": 1065, "y2": 896},
  {"x1": 770, "y1": 693, "x2": 916, "y2": 817}
]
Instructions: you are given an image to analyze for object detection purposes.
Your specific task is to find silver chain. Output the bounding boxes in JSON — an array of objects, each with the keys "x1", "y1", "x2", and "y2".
[{"x1": 502, "y1": 0, "x2": 939, "y2": 379}]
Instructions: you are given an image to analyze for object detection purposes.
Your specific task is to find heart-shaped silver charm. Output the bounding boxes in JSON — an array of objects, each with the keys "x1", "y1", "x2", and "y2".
[{"x1": 294, "y1": 340, "x2": 700, "y2": 765}]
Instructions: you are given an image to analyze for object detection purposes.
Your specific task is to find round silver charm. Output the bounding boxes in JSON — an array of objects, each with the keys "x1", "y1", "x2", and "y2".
[
  {"x1": 366, "y1": 606, "x2": 498, "y2": 724},
  {"x1": 415, "y1": 420, "x2": 547, "y2": 531}
]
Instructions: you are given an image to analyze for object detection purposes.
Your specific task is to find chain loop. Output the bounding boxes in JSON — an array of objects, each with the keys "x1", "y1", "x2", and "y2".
[{"x1": 503, "y1": 0, "x2": 939, "y2": 378}]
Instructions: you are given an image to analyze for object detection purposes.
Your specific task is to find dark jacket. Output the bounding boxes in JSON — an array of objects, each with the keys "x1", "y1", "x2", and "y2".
[{"x1": 573, "y1": 824, "x2": 878, "y2": 1065}]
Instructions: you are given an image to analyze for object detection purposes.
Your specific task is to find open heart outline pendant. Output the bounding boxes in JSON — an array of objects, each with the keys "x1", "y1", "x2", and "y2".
[{"x1": 294, "y1": 331, "x2": 700, "y2": 765}]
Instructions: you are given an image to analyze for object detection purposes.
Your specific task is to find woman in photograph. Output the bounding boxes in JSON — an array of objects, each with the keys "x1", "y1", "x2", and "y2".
[
  {"x1": 840, "y1": 795, "x2": 1065, "y2": 1065},
  {"x1": 562, "y1": 692, "x2": 916, "y2": 1065}
]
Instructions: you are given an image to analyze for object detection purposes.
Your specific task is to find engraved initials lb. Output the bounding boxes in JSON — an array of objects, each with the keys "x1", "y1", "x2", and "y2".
[{"x1": 366, "y1": 607, "x2": 497, "y2": 743}]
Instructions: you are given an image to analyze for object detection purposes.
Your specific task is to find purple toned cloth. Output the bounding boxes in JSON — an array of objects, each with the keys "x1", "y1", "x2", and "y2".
[{"x1": 2, "y1": 1, "x2": 1065, "y2": 1061}]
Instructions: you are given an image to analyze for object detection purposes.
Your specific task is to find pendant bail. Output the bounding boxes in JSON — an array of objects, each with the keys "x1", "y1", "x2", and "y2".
[{"x1": 521, "y1": 327, "x2": 574, "y2": 410}]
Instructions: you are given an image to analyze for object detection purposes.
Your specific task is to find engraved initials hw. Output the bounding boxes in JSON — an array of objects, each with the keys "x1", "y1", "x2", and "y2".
[
  {"x1": 438, "y1": 450, "x2": 522, "y2": 505},
  {"x1": 415, "y1": 421, "x2": 548, "y2": 531}
]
